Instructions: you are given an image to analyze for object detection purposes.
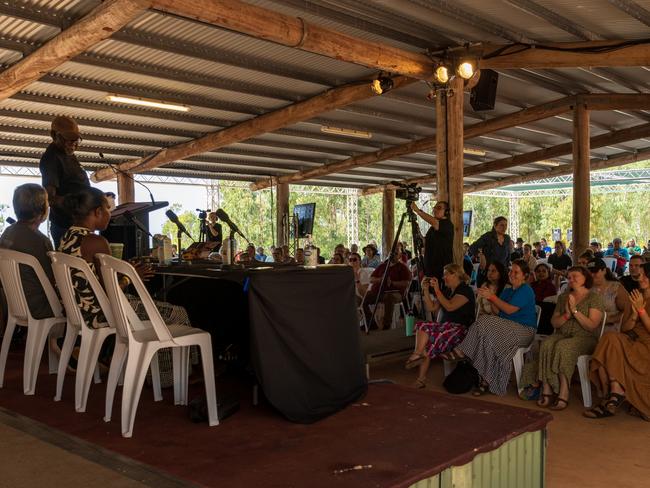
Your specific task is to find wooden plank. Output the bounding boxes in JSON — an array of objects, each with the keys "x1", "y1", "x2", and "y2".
[
  {"x1": 435, "y1": 88, "x2": 447, "y2": 201},
  {"x1": 362, "y1": 121, "x2": 650, "y2": 195},
  {"x1": 447, "y1": 78, "x2": 465, "y2": 265},
  {"x1": 151, "y1": 0, "x2": 435, "y2": 79},
  {"x1": 382, "y1": 190, "x2": 395, "y2": 259},
  {"x1": 92, "y1": 76, "x2": 414, "y2": 182},
  {"x1": 475, "y1": 41, "x2": 650, "y2": 69},
  {"x1": 117, "y1": 173, "x2": 135, "y2": 204},
  {"x1": 465, "y1": 148, "x2": 650, "y2": 193},
  {"x1": 276, "y1": 183, "x2": 289, "y2": 247},
  {"x1": 572, "y1": 103, "x2": 590, "y2": 258},
  {"x1": 252, "y1": 96, "x2": 575, "y2": 191},
  {"x1": 578, "y1": 93, "x2": 650, "y2": 111},
  {"x1": 0, "y1": 0, "x2": 150, "y2": 101}
]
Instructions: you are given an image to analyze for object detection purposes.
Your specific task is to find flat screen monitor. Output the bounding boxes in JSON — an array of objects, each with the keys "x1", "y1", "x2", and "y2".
[
  {"x1": 463, "y1": 210, "x2": 473, "y2": 238},
  {"x1": 294, "y1": 203, "x2": 316, "y2": 238}
]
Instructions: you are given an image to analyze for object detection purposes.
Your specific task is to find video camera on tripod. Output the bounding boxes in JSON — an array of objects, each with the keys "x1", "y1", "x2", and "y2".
[
  {"x1": 392, "y1": 181, "x2": 422, "y2": 203},
  {"x1": 196, "y1": 208, "x2": 211, "y2": 242}
]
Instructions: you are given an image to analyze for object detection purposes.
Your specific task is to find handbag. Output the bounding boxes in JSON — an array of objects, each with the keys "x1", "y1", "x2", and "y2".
[{"x1": 442, "y1": 360, "x2": 479, "y2": 394}]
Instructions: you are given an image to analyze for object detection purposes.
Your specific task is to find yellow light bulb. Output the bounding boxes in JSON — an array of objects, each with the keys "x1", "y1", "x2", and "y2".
[
  {"x1": 434, "y1": 66, "x2": 449, "y2": 84},
  {"x1": 457, "y1": 62, "x2": 475, "y2": 80}
]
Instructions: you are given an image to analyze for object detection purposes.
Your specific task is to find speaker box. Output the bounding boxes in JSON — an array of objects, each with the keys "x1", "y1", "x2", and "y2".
[{"x1": 470, "y1": 69, "x2": 499, "y2": 111}]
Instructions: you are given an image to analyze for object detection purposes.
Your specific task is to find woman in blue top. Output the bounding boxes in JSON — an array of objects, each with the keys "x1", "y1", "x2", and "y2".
[{"x1": 452, "y1": 259, "x2": 537, "y2": 396}]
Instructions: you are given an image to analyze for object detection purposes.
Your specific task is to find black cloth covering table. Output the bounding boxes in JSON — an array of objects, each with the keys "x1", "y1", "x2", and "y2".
[{"x1": 154, "y1": 264, "x2": 367, "y2": 423}]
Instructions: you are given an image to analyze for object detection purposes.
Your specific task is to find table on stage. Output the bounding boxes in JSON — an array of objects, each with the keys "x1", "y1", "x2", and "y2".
[{"x1": 151, "y1": 262, "x2": 367, "y2": 423}]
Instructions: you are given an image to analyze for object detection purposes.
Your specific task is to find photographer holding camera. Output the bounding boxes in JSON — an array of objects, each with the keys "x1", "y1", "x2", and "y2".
[
  {"x1": 207, "y1": 211, "x2": 223, "y2": 245},
  {"x1": 410, "y1": 200, "x2": 454, "y2": 281}
]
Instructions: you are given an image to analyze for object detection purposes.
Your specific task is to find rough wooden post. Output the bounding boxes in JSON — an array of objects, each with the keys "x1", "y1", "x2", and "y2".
[
  {"x1": 117, "y1": 172, "x2": 135, "y2": 204},
  {"x1": 276, "y1": 182, "x2": 289, "y2": 247},
  {"x1": 447, "y1": 77, "x2": 465, "y2": 266},
  {"x1": 572, "y1": 103, "x2": 590, "y2": 259},
  {"x1": 435, "y1": 88, "x2": 448, "y2": 202},
  {"x1": 382, "y1": 189, "x2": 395, "y2": 259}
]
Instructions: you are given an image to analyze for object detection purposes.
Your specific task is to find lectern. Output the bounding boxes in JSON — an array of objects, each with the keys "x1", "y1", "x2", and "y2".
[{"x1": 102, "y1": 201, "x2": 168, "y2": 260}]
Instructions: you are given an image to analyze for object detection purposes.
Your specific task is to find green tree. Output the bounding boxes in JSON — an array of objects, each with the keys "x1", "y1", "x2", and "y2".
[{"x1": 161, "y1": 203, "x2": 201, "y2": 249}]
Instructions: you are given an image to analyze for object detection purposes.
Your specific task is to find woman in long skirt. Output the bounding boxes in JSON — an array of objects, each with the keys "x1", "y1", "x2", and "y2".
[{"x1": 452, "y1": 259, "x2": 538, "y2": 396}]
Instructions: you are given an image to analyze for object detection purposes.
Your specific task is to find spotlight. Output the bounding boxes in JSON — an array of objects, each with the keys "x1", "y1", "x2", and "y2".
[
  {"x1": 433, "y1": 65, "x2": 450, "y2": 84},
  {"x1": 371, "y1": 77, "x2": 394, "y2": 95},
  {"x1": 456, "y1": 61, "x2": 475, "y2": 80}
]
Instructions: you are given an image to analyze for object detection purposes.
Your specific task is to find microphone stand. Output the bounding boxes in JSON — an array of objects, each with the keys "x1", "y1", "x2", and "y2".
[{"x1": 177, "y1": 228, "x2": 183, "y2": 264}]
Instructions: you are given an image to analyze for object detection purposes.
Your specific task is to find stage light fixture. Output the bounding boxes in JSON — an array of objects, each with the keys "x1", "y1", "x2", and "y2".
[
  {"x1": 434, "y1": 65, "x2": 450, "y2": 84},
  {"x1": 106, "y1": 94, "x2": 189, "y2": 112},
  {"x1": 456, "y1": 61, "x2": 475, "y2": 80},
  {"x1": 463, "y1": 147, "x2": 487, "y2": 157},
  {"x1": 320, "y1": 126, "x2": 372, "y2": 139},
  {"x1": 371, "y1": 77, "x2": 394, "y2": 95}
]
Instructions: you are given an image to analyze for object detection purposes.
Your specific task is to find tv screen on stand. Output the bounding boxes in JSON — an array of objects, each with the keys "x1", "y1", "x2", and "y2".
[{"x1": 294, "y1": 203, "x2": 316, "y2": 238}]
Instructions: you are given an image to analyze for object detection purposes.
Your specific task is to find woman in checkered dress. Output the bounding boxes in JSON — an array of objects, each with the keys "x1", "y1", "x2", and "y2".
[{"x1": 452, "y1": 259, "x2": 538, "y2": 396}]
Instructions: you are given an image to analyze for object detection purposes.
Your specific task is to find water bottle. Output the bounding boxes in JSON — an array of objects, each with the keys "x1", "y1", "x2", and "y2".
[
  {"x1": 223, "y1": 237, "x2": 238, "y2": 265},
  {"x1": 161, "y1": 236, "x2": 173, "y2": 265}
]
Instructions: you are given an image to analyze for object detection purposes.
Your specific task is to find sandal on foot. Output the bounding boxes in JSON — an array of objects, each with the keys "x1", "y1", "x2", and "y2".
[
  {"x1": 550, "y1": 397, "x2": 569, "y2": 411},
  {"x1": 603, "y1": 393, "x2": 626, "y2": 414},
  {"x1": 536, "y1": 393, "x2": 555, "y2": 408},
  {"x1": 413, "y1": 377, "x2": 427, "y2": 389},
  {"x1": 583, "y1": 404, "x2": 613, "y2": 419},
  {"x1": 405, "y1": 353, "x2": 426, "y2": 370}
]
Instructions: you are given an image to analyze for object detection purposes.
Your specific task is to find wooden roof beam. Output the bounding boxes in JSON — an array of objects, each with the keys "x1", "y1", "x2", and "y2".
[
  {"x1": 361, "y1": 121, "x2": 650, "y2": 195},
  {"x1": 91, "y1": 76, "x2": 415, "y2": 182},
  {"x1": 0, "y1": 0, "x2": 151, "y2": 101},
  {"x1": 150, "y1": 0, "x2": 436, "y2": 80},
  {"x1": 466, "y1": 147, "x2": 650, "y2": 193},
  {"x1": 249, "y1": 96, "x2": 575, "y2": 191}
]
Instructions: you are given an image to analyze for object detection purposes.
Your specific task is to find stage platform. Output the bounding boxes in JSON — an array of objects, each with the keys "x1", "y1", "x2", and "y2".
[{"x1": 0, "y1": 351, "x2": 551, "y2": 488}]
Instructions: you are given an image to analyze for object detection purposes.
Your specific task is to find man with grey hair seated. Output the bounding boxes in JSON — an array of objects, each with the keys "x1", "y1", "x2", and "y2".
[
  {"x1": 604, "y1": 237, "x2": 630, "y2": 276},
  {"x1": 0, "y1": 184, "x2": 55, "y2": 319}
]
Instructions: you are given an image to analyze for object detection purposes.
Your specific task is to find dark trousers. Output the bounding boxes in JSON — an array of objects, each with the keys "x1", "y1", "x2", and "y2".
[{"x1": 50, "y1": 221, "x2": 69, "y2": 250}]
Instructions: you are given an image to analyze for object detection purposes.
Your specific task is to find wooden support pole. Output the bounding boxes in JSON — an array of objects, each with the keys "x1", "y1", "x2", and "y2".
[
  {"x1": 572, "y1": 103, "x2": 590, "y2": 259},
  {"x1": 435, "y1": 89, "x2": 448, "y2": 201},
  {"x1": 117, "y1": 173, "x2": 135, "y2": 205},
  {"x1": 447, "y1": 78, "x2": 465, "y2": 266},
  {"x1": 0, "y1": 0, "x2": 150, "y2": 102},
  {"x1": 93, "y1": 76, "x2": 414, "y2": 182},
  {"x1": 276, "y1": 183, "x2": 289, "y2": 248},
  {"x1": 382, "y1": 189, "x2": 395, "y2": 260}
]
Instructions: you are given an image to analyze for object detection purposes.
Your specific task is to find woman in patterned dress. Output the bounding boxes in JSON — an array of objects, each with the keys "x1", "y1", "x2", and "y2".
[
  {"x1": 534, "y1": 266, "x2": 604, "y2": 410},
  {"x1": 404, "y1": 264, "x2": 476, "y2": 389},
  {"x1": 452, "y1": 259, "x2": 538, "y2": 396}
]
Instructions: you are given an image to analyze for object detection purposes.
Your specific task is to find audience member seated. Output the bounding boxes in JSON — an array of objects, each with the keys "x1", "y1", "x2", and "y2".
[
  {"x1": 329, "y1": 253, "x2": 344, "y2": 264},
  {"x1": 255, "y1": 246, "x2": 267, "y2": 262},
  {"x1": 577, "y1": 249, "x2": 594, "y2": 267},
  {"x1": 532, "y1": 263, "x2": 558, "y2": 335},
  {"x1": 295, "y1": 248, "x2": 305, "y2": 265},
  {"x1": 469, "y1": 216, "x2": 511, "y2": 286},
  {"x1": 526, "y1": 266, "x2": 604, "y2": 411},
  {"x1": 620, "y1": 255, "x2": 644, "y2": 292},
  {"x1": 521, "y1": 244, "x2": 538, "y2": 280},
  {"x1": 349, "y1": 252, "x2": 371, "y2": 303},
  {"x1": 362, "y1": 247, "x2": 411, "y2": 330},
  {"x1": 361, "y1": 243, "x2": 381, "y2": 268},
  {"x1": 271, "y1": 246, "x2": 283, "y2": 263},
  {"x1": 316, "y1": 246, "x2": 326, "y2": 264},
  {"x1": 548, "y1": 241, "x2": 572, "y2": 287},
  {"x1": 584, "y1": 262, "x2": 650, "y2": 421},
  {"x1": 532, "y1": 241, "x2": 546, "y2": 259},
  {"x1": 404, "y1": 264, "x2": 476, "y2": 389},
  {"x1": 451, "y1": 259, "x2": 537, "y2": 396},
  {"x1": 587, "y1": 257, "x2": 630, "y2": 332},
  {"x1": 476, "y1": 262, "x2": 508, "y2": 318},
  {"x1": 0, "y1": 184, "x2": 55, "y2": 319},
  {"x1": 281, "y1": 245, "x2": 296, "y2": 264},
  {"x1": 511, "y1": 237, "x2": 524, "y2": 261},
  {"x1": 590, "y1": 241, "x2": 604, "y2": 259},
  {"x1": 627, "y1": 239, "x2": 642, "y2": 256},
  {"x1": 604, "y1": 237, "x2": 630, "y2": 276},
  {"x1": 540, "y1": 238, "x2": 552, "y2": 255}
]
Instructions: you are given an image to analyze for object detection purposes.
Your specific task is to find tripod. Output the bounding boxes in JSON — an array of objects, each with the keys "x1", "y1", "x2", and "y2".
[
  {"x1": 363, "y1": 201, "x2": 425, "y2": 333},
  {"x1": 198, "y1": 217, "x2": 209, "y2": 243}
]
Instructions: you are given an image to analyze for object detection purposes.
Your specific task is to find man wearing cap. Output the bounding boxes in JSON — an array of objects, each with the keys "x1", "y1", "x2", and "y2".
[
  {"x1": 604, "y1": 237, "x2": 630, "y2": 276},
  {"x1": 361, "y1": 243, "x2": 381, "y2": 268},
  {"x1": 39, "y1": 115, "x2": 90, "y2": 248}
]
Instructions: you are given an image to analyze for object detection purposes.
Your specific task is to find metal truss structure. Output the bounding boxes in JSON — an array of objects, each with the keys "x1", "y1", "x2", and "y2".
[{"x1": 509, "y1": 197, "x2": 520, "y2": 241}]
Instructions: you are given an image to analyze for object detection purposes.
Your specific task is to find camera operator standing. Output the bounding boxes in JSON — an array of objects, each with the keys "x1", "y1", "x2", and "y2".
[
  {"x1": 207, "y1": 211, "x2": 223, "y2": 245},
  {"x1": 410, "y1": 201, "x2": 453, "y2": 281}
]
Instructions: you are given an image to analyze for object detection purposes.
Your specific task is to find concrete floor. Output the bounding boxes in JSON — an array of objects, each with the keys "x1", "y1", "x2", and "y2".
[{"x1": 0, "y1": 358, "x2": 648, "y2": 487}]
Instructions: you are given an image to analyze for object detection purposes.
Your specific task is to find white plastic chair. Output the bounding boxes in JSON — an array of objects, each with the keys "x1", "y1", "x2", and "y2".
[
  {"x1": 0, "y1": 249, "x2": 65, "y2": 395},
  {"x1": 602, "y1": 257, "x2": 617, "y2": 273},
  {"x1": 576, "y1": 312, "x2": 607, "y2": 408},
  {"x1": 513, "y1": 305, "x2": 542, "y2": 392},
  {"x1": 97, "y1": 253, "x2": 218, "y2": 437},
  {"x1": 48, "y1": 252, "x2": 163, "y2": 412}
]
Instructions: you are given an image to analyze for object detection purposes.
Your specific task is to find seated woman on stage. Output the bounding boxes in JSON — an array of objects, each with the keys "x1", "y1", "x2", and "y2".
[
  {"x1": 476, "y1": 261, "x2": 507, "y2": 318},
  {"x1": 532, "y1": 266, "x2": 604, "y2": 411},
  {"x1": 404, "y1": 264, "x2": 476, "y2": 389},
  {"x1": 59, "y1": 187, "x2": 195, "y2": 385},
  {"x1": 584, "y1": 262, "x2": 650, "y2": 421},
  {"x1": 587, "y1": 257, "x2": 630, "y2": 332},
  {"x1": 451, "y1": 259, "x2": 537, "y2": 396}
]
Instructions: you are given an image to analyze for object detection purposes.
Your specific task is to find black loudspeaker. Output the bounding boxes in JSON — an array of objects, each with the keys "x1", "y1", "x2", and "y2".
[{"x1": 470, "y1": 69, "x2": 499, "y2": 111}]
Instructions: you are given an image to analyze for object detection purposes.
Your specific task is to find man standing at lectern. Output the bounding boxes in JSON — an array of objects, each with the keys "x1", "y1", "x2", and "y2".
[{"x1": 39, "y1": 115, "x2": 90, "y2": 248}]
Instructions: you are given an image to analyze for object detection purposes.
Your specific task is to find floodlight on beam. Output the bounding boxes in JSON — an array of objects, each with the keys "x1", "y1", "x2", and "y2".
[{"x1": 371, "y1": 77, "x2": 394, "y2": 95}]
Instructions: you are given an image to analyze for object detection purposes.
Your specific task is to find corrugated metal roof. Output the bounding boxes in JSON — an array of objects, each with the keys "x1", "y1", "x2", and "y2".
[{"x1": 0, "y1": 0, "x2": 648, "y2": 192}]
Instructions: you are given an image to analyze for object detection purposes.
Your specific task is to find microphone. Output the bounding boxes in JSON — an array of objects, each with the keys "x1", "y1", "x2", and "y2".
[
  {"x1": 165, "y1": 209, "x2": 194, "y2": 241},
  {"x1": 124, "y1": 210, "x2": 152, "y2": 237},
  {"x1": 216, "y1": 208, "x2": 250, "y2": 242},
  {"x1": 100, "y1": 152, "x2": 155, "y2": 206}
]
